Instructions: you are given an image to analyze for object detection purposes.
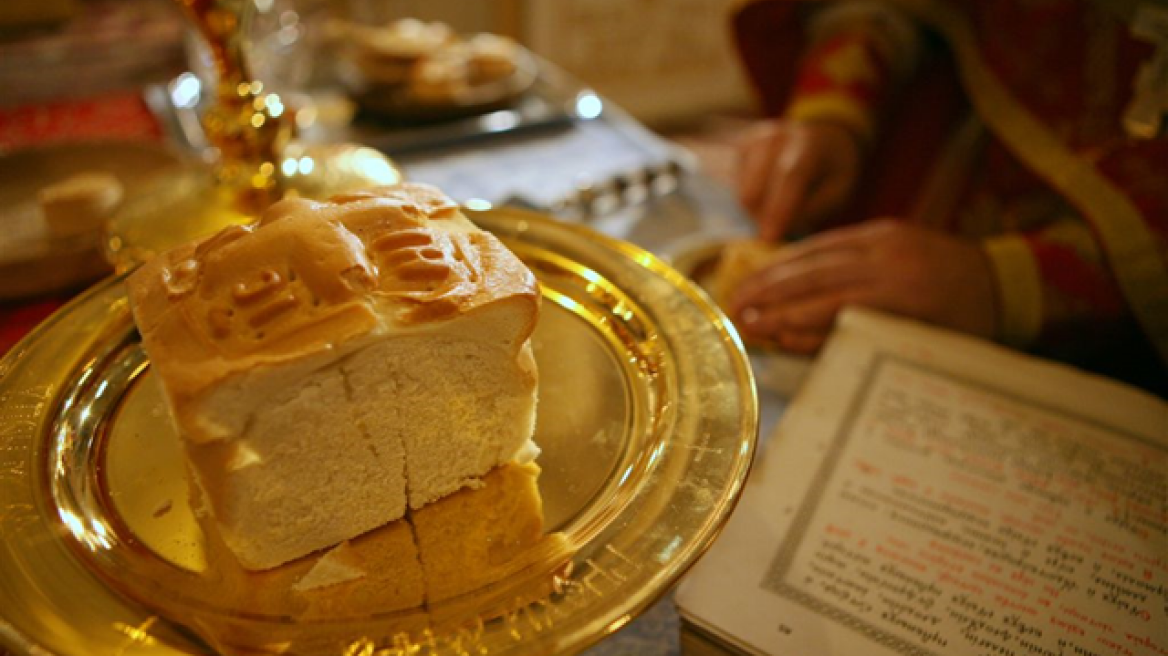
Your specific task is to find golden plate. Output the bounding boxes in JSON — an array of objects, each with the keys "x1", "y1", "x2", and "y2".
[{"x1": 0, "y1": 208, "x2": 758, "y2": 655}]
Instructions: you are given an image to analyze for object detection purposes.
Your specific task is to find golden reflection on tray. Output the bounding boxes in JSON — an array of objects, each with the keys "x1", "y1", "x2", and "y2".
[{"x1": 0, "y1": 208, "x2": 757, "y2": 655}]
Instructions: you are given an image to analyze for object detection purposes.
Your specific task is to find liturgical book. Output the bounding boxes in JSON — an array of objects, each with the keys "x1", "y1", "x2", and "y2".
[{"x1": 676, "y1": 308, "x2": 1167, "y2": 656}]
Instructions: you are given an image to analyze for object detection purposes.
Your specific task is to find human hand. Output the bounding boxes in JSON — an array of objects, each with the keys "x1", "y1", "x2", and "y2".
[
  {"x1": 728, "y1": 220, "x2": 998, "y2": 354},
  {"x1": 737, "y1": 119, "x2": 863, "y2": 241}
]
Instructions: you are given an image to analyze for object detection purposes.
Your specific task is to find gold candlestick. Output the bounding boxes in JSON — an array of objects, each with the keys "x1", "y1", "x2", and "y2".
[
  {"x1": 175, "y1": 0, "x2": 287, "y2": 211},
  {"x1": 104, "y1": 0, "x2": 403, "y2": 272}
]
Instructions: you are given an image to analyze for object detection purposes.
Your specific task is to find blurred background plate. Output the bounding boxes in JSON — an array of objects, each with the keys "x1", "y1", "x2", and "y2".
[
  {"x1": 0, "y1": 141, "x2": 192, "y2": 300},
  {"x1": 0, "y1": 208, "x2": 757, "y2": 655},
  {"x1": 342, "y1": 43, "x2": 540, "y2": 124},
  {"x1": 340, "y1": 75, "x2": 581, "y2": 156}
]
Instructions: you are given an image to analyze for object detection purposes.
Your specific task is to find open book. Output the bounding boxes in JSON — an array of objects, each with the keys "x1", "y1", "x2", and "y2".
[{"x1": 675, "y1": 309, "x2": 1167, "y2": 656}]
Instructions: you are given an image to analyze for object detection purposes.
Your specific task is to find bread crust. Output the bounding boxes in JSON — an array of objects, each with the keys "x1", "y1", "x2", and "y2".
[{"x1": 127, "y1": 183, "x2": 540, "y2": 445}]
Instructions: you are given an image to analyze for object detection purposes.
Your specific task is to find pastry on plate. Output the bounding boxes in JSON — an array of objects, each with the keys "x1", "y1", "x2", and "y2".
[
  {"x1": 38, "y1": 171, "x2": 124, "y2": 239},
  {"x1": 466, "y1": 33, "x2": 520, "y2": 83},
  {"x1": 330, "y1": 17, "x2": 530, "y2": 113}
]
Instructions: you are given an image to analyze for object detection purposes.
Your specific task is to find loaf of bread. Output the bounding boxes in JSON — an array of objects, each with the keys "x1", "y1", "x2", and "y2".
[
  {"x1": 127, "y1": 182, "x2": 541, "y2": 570},
  {"x1": 184, "y1": 461, "x2": 571, "y2": 652},
  {"x1": 199, "y1": 462, "x2": 566, "y2": 616},
  {"x1": 411, "y1": 460, "x2": 567, "y2": 604}
]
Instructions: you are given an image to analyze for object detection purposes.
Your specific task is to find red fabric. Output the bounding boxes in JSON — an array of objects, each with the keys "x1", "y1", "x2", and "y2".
[
  {"x1": 953, "y1": 0, "x2": 1163, "y2": 357},
  {"x1": 730, "y1": 0, "x2": 1168, "y2": 393},
  {"x1": 845, "y1": 48, "x2": 966, "y2": 226},
  {"x1": 734, "y1": 6, "x2": 968, "y2": 228},
  {"x1": 731, "y1": 0, "x2": 1164, "y2": 244},
  {"x1": 731, "y1": 1, "x2": 809, "y2": 116},
  {"x1": 1025, "y1": 234, "x2": 1126, "y2": 318},
  {"x1": 792, "y1": 30, "x2": 892, "y2": 108},
  {"x1": 0, "y1": 90, "x2": 163, "y2": 150},
  {"x1": 1094, "y1": 140, "x2": 1168, "y2": 244},
  {"x1": 969, "y1": 0, "x2": 1154, "y2": 151},
  {"x1": 0, "y1": 91, "x2": 164, "y2": 355},
  {"x1": 0, "y1": 298, "x2": 68, "y2": 355}
]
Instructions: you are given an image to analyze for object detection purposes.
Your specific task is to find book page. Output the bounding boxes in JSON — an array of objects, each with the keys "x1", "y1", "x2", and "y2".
[{"x1": 677, "y1": 309, "x2": 1167, "y2": 656}]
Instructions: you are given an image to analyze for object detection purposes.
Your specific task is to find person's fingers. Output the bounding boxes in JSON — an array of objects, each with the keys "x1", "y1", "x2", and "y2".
[
  {"x1": 735, "y1": 303, "x2": 828, "y2": 355},
  {"x1": 737, "y1": 126, "x2": 780, "y2": 211},
  {"x1": 776, "y1": 329, "x2": 828, "y2": 355},
  {"x1": 769, "y1": 293, "x2": 850, "y2": 332},
  {"x1": 751, "y1": 220, "x2": 896, "y2": 276},
  {"x1": 730, "y1": 248, "x2": 868, "y2": 311},
  {"x1": 756, "y1": 162, "x2": 812, "y2": 242},
  {"x1": 737, "y1": 142, "x2": 769, "y2": 211},
  {"x1": 735, "y1": 288, "x2": 854, "y2": 347},
  {"x1": 735, "y1": 303, "x2": 785, "y2": 339},
  {"x1": 798, "y1": 167, "x2": 856, "y2": 226}
]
